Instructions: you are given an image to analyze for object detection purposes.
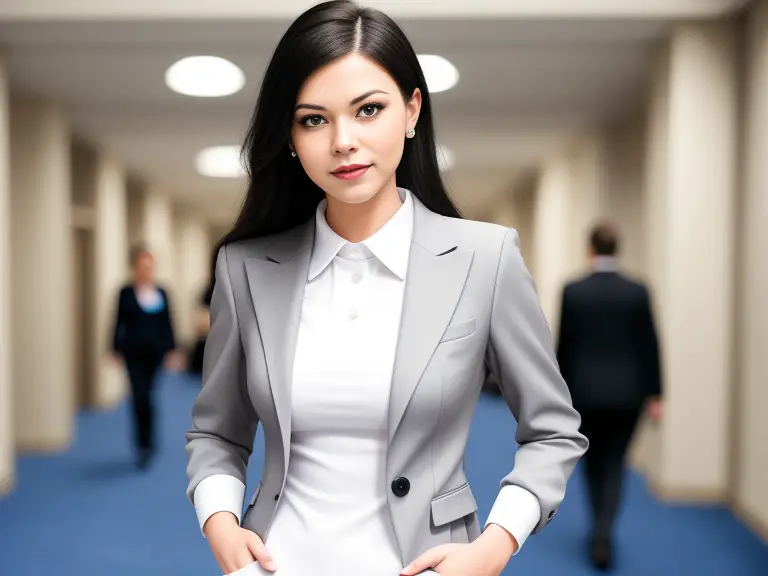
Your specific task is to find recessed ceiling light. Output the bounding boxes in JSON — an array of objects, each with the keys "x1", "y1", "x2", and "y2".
[
  {"x1": 417, "y1": 55, "x2": 459, "y2": 93},
  {"x1": 195, "y1": 146, "x2": 246, "y2": 178},
  {"x1": 437, "y1": 144, "x2": 455, "y2": 171},
  {"x1": 165, "y1": 56, "x2": 245, "y2": 97}
]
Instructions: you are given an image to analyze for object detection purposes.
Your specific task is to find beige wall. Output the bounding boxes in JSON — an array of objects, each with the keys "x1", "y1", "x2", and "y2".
[
  {"x1": 531, "y1": 132, "x2": 610, "y2": 333},
  {"x1": 603, "y1": 112, "x2": 647, "y2": 278},
  {"x1": 735, "y1": 0, "x2": 768, "y2": 538},
  {"x1": 0, "y1": 52, "x2": 13, "y2": 493},
  {"x1": 9, "y1": 96, "x2": 74, "y2": 451}
]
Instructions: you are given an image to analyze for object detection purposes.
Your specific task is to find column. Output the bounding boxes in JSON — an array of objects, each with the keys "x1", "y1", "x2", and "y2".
[
  {"x1": 532, "y1": 132, "x2": 609, "y2": 333},
  {"x1": 173, "y1": 211, "x2": 211, "y2": 348},
  {"x1": 9, "y1": 97, "x2": 74, "y2": 451},
  {"x1": 0, "y1": 51, "x2": 13, "y2": 491},
  {"x1": 92, "y1": 154, "x2": 129, "y2": 408},
  {"x1": 643, "y1": 22, "x2": 738, "y2": 499},
  {"x1": 735, "y1": 0, "x2": 768, "y2": 537},
  {"x1": 532, "y1": 152, "x2": 573, "y2": 330}
]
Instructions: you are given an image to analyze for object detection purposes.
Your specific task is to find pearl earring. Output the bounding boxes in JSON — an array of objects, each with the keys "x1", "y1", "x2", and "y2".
[
  {"x1": 406, "y1": 128, "x2": 416, "y2": 138},
  {"x1": 291, "y1": 150, "x2": 297, "y2": 157}
]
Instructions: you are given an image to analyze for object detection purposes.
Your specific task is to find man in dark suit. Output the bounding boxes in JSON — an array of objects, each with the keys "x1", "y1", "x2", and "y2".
[{"x1": 556, "y1": 222, "x2": 663, "y2": 571}]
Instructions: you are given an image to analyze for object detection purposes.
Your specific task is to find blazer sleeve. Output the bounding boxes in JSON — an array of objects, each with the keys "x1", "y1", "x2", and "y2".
[
  {"x1": 639, "y1": 286, "x2": 662, "y2": 398},
  {"x1": 554, "y1": 285, "x2": 572, "y2": 387},
  {"x1": 185, "y1": 245, "x2": 260, "y2": 527},
  {"x1": 160, "y1": 287, "x2": 177, "y2": 352},
  {"x1": 111, "y1": 287, "x2": 127, "y2": 354},
  {"x1": 485, "y1": 228, "x2": 589, "y2": 535}
]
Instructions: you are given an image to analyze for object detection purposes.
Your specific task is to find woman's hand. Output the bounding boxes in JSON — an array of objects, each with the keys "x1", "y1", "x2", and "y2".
[
  {"x1": 400, "y1": 524, "x2": 517, "y2": 576},
  {"x1": 204, "y1": 512, "x2": 276, "y2": 574}
]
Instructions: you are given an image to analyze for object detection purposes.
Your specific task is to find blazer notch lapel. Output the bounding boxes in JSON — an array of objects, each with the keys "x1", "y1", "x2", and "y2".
[
  {"x1": 243, "y1": 225, "x2": 313, "y2": 468},
  {"x1": 388, "y1": 244, "x2": 474, "y2": 442}
]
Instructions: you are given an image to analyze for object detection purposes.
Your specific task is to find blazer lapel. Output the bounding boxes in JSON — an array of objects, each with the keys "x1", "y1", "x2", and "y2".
[
  {"x1": 244, "y1": 221, "x2": 314, "y2": 468},
  {"x1": 388, "y1": 200, "x2": 474, "y2": 443}
]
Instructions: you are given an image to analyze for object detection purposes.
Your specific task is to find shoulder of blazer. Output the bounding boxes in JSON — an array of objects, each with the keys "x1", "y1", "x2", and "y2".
[
  {"x1": 437, "y1": 216, "x2": 509, "y2": 253},
  {"x1": 224, "y1": 219, "x2": 314, "y2": 264}
]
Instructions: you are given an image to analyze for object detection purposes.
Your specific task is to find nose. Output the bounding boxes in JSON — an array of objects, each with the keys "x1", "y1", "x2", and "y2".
[{"x1": 332, "y1": 119, "x2": 359, "y2": 156}]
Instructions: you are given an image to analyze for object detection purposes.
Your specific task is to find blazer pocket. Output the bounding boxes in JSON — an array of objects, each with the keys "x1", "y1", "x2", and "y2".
[
  {"x1": 439, "y1": 318, "x2": 476, "y2": 343},
  {"x1": 430, "y1": 482, "x2": 478, "y2": 527}
]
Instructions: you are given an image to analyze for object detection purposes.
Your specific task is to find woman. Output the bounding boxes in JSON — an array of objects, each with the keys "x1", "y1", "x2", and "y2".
[
  {"x1": 185, "y1": 2, "x2": 588, "y2": 575},
  {"x1": 112, "y1": 244, "x2": 179, "y2": 468}
]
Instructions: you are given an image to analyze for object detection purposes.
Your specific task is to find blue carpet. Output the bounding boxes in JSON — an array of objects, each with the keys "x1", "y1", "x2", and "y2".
[{"x1": 1, "y1": 372, "x2": 766, "y2": 575}]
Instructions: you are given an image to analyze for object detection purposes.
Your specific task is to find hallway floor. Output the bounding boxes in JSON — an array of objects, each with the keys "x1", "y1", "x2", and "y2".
[{"x1": 1, "y1": 373, "x2": 766, "y2": 575}]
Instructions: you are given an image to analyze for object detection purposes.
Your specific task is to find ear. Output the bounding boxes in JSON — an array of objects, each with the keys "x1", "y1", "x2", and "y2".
[{"x1": 406, "y1": 87, "x2": 422, "y2": 133}]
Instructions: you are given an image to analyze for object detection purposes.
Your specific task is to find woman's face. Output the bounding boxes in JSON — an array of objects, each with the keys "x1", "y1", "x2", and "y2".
[
  {"x1": 290, "y1": 53, "x2": 421, "y2": 206},
  {"x1": 133, "y1": 252, "x2": 155, "y2": 284}
]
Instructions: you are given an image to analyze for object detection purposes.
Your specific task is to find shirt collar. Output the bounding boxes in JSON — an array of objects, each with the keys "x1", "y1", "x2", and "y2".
[
  {"x1": 308, "y1": 187, "x2": 414, "y2": 281},
  {"x1": 592, "y1": 255, "x2": 618, "y2": 272}
]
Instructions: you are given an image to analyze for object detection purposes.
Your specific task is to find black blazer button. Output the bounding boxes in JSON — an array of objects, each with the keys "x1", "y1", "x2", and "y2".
[{"x1": 391, "y1": 477, "x2": 410, "y2": 497}]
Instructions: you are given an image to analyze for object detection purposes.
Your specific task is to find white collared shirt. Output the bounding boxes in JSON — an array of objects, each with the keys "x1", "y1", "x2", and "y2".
[{"x1": 194, "y1": 188, "x2": 540, "y2": 574}]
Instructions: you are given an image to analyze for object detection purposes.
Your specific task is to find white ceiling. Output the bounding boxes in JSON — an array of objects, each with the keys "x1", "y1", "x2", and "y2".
[{"x1": 0, "y1": 0, "x2": 749, "y2": 224}]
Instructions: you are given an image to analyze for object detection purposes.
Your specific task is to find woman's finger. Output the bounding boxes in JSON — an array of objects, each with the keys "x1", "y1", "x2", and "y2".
[
  {"x1": 245, "y1": 531, "x2": 276, "y2": 571},
  {"x1": 400, "y1": 545, "x2": 450, "y2": 575}
]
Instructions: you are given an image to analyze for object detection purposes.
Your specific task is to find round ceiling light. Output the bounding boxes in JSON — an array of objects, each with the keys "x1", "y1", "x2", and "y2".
[
  {"x1": 195, "y1": 145, "x2": 246, "y2": 178},
  {"x1": 417, "y1": 55, "x2": 459, "y2": 93},
  {"x1": 165, "y1": 56, "x2": 245, "y2": 97},
  {"x1": 437, "y1": 144, "x2": 455, "y2": 172}
]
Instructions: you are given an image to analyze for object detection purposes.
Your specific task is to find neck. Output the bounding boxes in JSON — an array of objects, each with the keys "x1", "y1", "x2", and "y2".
[
  {"x1": 591, "y1": 255, "x2": 616, "y2": 271},
  {"x1": 325, "y1": 179, "x2": 402, "y2": 243}
]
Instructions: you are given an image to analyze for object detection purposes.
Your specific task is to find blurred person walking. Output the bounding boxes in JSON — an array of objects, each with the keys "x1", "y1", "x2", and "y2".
[
  {"x1": 111, "y1": 244, "x2": 182, "y2": 468},
  {"x1": 556, "y1": 222, "x2": 663, "y2": 571}
]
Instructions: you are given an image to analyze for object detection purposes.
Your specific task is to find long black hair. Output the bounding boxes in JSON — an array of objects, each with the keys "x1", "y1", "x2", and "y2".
[{"x1": 215, "y1": 0, "x2": 461, "y2": 261}]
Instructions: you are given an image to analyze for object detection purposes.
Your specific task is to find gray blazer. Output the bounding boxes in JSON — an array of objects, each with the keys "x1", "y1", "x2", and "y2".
[{"x1": 185, "y1": 194, "x2": 588, "y2": 565}]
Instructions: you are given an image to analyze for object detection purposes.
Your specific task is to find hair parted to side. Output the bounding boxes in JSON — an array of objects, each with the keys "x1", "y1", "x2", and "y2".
[
  {"x1": 213, "y1": 0, "x2": 461, "y2": 262},
  {"x1": 589, "y1": 221, "x2": 619, "y2": 256}
]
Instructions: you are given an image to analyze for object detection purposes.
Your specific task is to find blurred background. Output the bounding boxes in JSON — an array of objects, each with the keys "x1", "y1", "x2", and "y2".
[{"x1": 0, "y1": 0, "x2": 767, "y2": 574}]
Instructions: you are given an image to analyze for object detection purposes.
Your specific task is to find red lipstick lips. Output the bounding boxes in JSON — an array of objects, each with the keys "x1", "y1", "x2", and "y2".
[{"x1": 331, "y1": 164, "x2": 371, "y2": 180}]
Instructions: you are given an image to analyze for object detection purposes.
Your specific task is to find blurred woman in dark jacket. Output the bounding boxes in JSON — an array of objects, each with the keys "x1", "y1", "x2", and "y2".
[{"x1": 111, "y1": 244, "x2": 180, "y2": 468}]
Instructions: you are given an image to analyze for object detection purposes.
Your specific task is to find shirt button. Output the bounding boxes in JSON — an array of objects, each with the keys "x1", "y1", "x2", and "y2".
[
  {"x1": 351, "y1": 272, "x2": 363, "y2": 284},
  {"x1": 348, "y1": 309, "x2": 359, "y2": 320}
]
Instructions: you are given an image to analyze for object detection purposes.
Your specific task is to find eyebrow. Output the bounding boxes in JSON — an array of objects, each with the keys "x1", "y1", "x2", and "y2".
[{"x1": 294, "y1": 89, "x2": 389, "y2": 112}]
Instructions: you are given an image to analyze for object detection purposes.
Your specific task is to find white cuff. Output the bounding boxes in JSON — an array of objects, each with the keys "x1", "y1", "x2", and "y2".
[
  {"x1": 483, "y1": 485, "x2": 541, "y2": 555},
  {"x1": 193, "y1": 474, "x2": 246, "y2": 537}
]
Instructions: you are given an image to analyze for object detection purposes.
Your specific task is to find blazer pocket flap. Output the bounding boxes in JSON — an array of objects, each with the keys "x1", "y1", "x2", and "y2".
[
  {"x1": 430, "y1": 483, "x2": 477, "y2": 527},
  {"x1": 439, "y1": 318, "x2": 475, "y2": 343}
]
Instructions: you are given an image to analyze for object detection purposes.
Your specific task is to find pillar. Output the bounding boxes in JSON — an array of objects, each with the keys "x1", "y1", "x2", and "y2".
[
  {"x1": 532, "y1": 132, "x2": 609, "y2": 333},
  {"x1": 643, "y1": 22, "x2": 738, "y2": 499},
  {"x1": 0, "y1": 51, "x2": 14, "y2": 491},
  {"x1": 734, "y1": 0, "x2": 768, "y2": 537},
  {"x1": 9, "y1": 97, "x2": 74, "y2": 450},
  {"x1": 173, "y1": 211, "x2": 211, "y2": 348},
  {"x1": 92, "y1": 154, "x2": 129, "y2": 407}
]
